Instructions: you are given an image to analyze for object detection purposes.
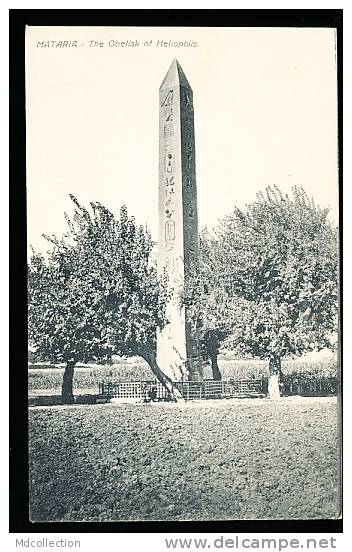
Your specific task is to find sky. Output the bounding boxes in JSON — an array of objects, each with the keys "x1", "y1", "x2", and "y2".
[{"x1": 25, "y1": 26, "x2": 339, "y2": 253}]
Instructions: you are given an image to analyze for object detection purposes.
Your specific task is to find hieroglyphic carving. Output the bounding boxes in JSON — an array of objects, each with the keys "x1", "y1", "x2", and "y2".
[
  {"x1": 164, "y1": 257, "x2": 179, "y2": 276},
  {"x1": 185, "y1": 154, "x2": 192, "y2": 170},
  {"x1": 186, "y1": 222, "x2": 195, "y2": 238},
  {"x1": 165, "y1": 109, "x2": 174, "y2": 122},
  {"x1": 165, "y1": 208, "x2": 174, "y2": 219},
  {"x1": 185, "y1": 175, "x2": 193, "y2": 189},
  {"x1": 188, "y1": 246, "x2": 196, "y2": 262},
  {"x1": 164, "y1": 123, "x2": 174, "y2": 138},
  {"x1": 161, "y1": 90, "x2": 174, "y2": 107},
  {"x1": 184, "y1": 91, "x2": 193, "y2": 111},
  {"x1": 165, "y1": 175, "x2": 175, "y2": 187},
  {"x1": 166, "y1": 153, "x2": 174, "y2": 173},
  {"x1": 165, "y1": 220, "x2": 175, "y2": 242}
]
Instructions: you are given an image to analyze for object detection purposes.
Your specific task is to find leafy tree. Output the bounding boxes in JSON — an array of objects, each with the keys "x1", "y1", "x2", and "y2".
[
  {"x1": 183, "y1": 231, "x2": 231, "y2": 380},
  {"x1": 28, "y1": 197, "x2": 181, "y2": 403},
  {"x1": 185, "y1": 186, "x2": 338, "y2": 396}
]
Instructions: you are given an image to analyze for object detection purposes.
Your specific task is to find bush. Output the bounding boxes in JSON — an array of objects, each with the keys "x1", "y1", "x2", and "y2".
[
  {"x1": 28, "y1": 355, "x2": 338, "y2": 394},
  {"x1": 28, "y1": 358, "x2": 154, "y2": 392}
]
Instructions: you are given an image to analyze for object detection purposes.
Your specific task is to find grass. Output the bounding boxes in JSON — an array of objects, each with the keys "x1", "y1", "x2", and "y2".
[
  {"x1": 28, "y1": 355, "x2": 338, "y2": 395},
  {"x1": 29, "y1": 396, "x2": 340, "y2": 522}
]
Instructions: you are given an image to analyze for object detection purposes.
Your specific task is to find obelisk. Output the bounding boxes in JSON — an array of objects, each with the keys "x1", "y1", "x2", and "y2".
[{"x1": 157, "y1": 59, "x2": 202, "y2": 382}]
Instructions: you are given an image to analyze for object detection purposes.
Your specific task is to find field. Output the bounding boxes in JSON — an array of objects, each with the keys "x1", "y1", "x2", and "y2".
[
  {"x1": 28, "y1": 354, "x2": 338, "y2": 396},
  {"x1": 29, "y1": 397, "x2": 340, "y2": 522}
]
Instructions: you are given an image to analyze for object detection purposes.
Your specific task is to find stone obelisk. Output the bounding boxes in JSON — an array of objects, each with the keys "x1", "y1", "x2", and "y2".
[{"x1": 157, "y1": 59, "x2": 202, "y2": 382}]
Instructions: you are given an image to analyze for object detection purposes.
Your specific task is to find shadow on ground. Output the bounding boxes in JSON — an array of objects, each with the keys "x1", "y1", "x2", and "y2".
[{"x1": 28, "y1": 394, "x2": 108, "y2": 407}]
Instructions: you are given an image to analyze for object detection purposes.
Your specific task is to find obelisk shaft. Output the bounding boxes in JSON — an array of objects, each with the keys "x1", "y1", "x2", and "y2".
[{"x1": 157, "y1": 59, "x2": 201, "y2": 382}]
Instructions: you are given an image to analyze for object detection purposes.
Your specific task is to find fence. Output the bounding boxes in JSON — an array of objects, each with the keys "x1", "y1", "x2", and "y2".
[
  {"x1": 98, "y1": 380, "x2": 170, "y2": 401},
  {"x1": 99, "y1": 378, "x2": 267, "y2": 401},
  {"x1": 98, "y1": 376, "x2": 337, "y2": 401},
  {"x1": 174, "y1": 379, "x2": 267, "y2": 400}
]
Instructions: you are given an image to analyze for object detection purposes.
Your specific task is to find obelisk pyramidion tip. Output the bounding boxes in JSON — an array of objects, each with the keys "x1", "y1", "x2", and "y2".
[{"x1": 160, "y1": 59, "x2": 192, "y2": 90}]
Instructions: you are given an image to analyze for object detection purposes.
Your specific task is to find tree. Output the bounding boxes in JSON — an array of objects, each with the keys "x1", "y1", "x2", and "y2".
[
  {"x1": 183, "y1": 230, "x2": 232, "y2": 380},
  {"x1": 185, "y1": 186, "x2": 338, "y2": 396},
  {"x1": 28, "y1": 197, "x2": 182, "y2": 403}
]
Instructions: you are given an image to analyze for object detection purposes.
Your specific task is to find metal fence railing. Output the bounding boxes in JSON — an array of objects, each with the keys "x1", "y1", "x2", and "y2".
[
  {"x1": 173, "y1": 379, "x2": 267, "y2": 400},
  {"x1": 98, "y1": 380, "x2": 170, "y2": 401},
  {"x1": 98, "y1": 376, "x2": 337, "y2": 401},
  {"x1": 99, "y1": 378, "x2": 267, "y2": 401}
]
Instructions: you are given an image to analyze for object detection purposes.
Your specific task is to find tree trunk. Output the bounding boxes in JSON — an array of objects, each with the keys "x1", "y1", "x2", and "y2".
[
  {"x1": 268, "y1": 354, "x2": 282, "y2": 399},
  {"x1": 62, "y1": 359, "x2": 76, "y2": 404},
  {"x1": 210, "y1": 352, "x2": 222, "y2": 381},
  {"x1": 140, "y1": 348, "x2": 183, "y2": 401},
  {"x1": 206, "y1": 331, "x2": 222, "y2": 381}
]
